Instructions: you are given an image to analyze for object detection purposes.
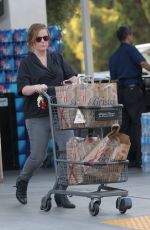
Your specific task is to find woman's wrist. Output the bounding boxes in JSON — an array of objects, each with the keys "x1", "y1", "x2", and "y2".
[
  {"x1": 22, "y1": 84, "x2": 48, "y2": 96},
  {"x1": 22, "y1": 85, "x2": 39, "y2": 95},
  {"x1": 33, "y1": 85, "x2": 39, "y2": 93}
]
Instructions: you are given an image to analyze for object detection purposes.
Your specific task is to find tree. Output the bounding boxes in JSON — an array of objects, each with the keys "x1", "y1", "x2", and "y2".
[
  {"x1": 46, "y1": 0, "x2": 81, "y2": 72},
  {"x1": 46, "y1": 0, "x2": 150, "y2": 73},
  {"x1": 114, "y1": 0, "x2": 150, "y2": 45},
  {"x1": 62, "y1": 1, "x2": 119, "y2": 72},
  {"x1": 62, "y1": 5, "x2": 83, "y2": 72},
  {"x1": 46, "y1": 0, "x2": 79, "y2": 27},
  {"x1": 90, "y1": 2, "x2": 119, "y2": 71},
  {"x1": 141, "y1": 0, "x2": 150, "y2": 22}
]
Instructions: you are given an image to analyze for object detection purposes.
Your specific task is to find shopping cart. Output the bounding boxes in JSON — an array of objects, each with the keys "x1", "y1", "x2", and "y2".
[{"x1": 40, "y1": 91, "x2": 132, "y2": 216}]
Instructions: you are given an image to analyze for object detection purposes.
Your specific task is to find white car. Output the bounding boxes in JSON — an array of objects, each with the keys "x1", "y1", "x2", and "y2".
[
  {"x1": 136, "y1": 43, "x2": 150, "y2": 61},
  {"x1": 136, "y1": 43, "x2": 150, "y2": 75}
]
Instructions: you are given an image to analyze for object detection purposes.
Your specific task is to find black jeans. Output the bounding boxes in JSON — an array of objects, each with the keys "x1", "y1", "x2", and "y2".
[{"x1": 117, "y1": 85, "x2": 145, "y2": 163}]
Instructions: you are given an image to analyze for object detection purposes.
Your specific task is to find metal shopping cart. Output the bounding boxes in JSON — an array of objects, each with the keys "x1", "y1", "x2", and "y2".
[{"x1": 40, "y1": 91, "x2": 132, "y2": 216}]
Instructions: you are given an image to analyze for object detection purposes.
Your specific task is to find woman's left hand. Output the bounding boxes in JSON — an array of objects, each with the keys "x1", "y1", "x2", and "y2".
[
  {"x1": 34, "y1": 84, "x2": 48, "y2": 93},
  {"x1": 63, "y1": 76, "x2": 77, "y2": 85}
]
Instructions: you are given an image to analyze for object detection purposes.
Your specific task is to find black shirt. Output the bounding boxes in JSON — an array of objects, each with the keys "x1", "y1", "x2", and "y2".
[
  {"x1": 109, "y1": 43, "x2": 145, "y2": 85},
  {"x1": 17, "y1": 51, "x2": 77, "y2": 119}
]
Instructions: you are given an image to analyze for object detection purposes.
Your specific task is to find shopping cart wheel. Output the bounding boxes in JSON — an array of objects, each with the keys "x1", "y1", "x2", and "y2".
[
  {"x1": 40, "y1": 196, "x2": 52, "y2": 212},
  {"x1": 116, "y1": 197, "x2": 132, "y2": 214},
  {"x1": 88, "y1": 200, "x2": 100, "y2": 216}
]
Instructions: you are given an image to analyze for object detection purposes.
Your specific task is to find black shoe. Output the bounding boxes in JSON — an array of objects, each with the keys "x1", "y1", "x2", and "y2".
[
  {"x1": 16, "y1": 180, "x2": 28, "y2": 205},
  {"x1": 54, "y1": 194, "x2": 75, "y2": 208}
]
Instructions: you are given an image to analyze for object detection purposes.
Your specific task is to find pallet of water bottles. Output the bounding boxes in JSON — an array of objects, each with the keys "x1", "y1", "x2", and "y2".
[
  {"x1": 0, "y1": 29, "x2": 28, "y2": 73},
  {"x1": 141, "y1": 113, "x2": 150, "y2": 172},
  {"x1": 0, "y1": 29, "x2": 28, "y2": 55}
]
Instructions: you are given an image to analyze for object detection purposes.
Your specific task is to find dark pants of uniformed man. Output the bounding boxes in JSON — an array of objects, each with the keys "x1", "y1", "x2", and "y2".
[{"x1": 117, "y1": 84, "x2": 145, "y2": 166}]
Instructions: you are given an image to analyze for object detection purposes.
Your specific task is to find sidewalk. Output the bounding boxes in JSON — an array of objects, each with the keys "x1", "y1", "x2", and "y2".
[{"x1": 0, "y1": 167, "x2": 150, "y2": 230}]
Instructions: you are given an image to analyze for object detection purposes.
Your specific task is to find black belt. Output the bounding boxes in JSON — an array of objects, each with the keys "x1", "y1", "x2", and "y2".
[
  {"x1": 118, "y1": 84, "x2": 139, "y2": 88},
  {"x1": 125, "y1": 84, "x2": 138, "y2": 88}
]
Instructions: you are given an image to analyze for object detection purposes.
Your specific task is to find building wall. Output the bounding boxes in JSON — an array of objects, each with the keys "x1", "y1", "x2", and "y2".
[
  {"x1": 0, "y1": 0, "x2": 47, "y2": 29},
  {"x1": 0, "y1": 0, "x2": 11, "y2": 29}
]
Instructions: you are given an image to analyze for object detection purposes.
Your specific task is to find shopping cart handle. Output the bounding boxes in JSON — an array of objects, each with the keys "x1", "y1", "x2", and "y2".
[
  {"x1": 83, "y1": 162, "x2": 104, "y2": 166},
  {"x1": 83, "y1": 162, "x2": 94, "y2": 166},
  {"x1": 41, "y1": 90, "x2": 49, "y2": 99}
]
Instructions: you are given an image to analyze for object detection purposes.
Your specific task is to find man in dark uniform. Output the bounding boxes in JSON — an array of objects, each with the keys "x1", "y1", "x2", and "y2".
[{"x1": 109, "y1": 25, "x2": 150, "y2": 167}]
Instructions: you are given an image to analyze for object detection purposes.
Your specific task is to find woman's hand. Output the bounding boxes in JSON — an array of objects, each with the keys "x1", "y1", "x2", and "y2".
[
  {"x1": 34, "y1": 84, "x2": 48, "y2": 93},
  {"x1": 63, "y1": 76, "x2": 78, "y2": 85},
  {"x1": 68, "y1": 76, "x2": 78, "y2": 84}
]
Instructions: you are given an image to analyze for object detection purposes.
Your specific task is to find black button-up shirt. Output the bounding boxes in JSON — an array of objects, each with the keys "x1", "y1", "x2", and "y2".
[{"x1": 17, "y1": 51, "x2": 77, "y2": 119}]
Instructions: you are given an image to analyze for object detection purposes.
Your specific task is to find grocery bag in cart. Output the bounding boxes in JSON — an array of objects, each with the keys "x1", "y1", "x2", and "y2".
[
  {"x1": 75, "y1": 82, "x2": 119, "y2": 128},
  {"x1": 66, "y1": 124, "x2": 131, "y2": 185},
  {"x1": 66, "y1": 136, "x2": 101, "y2": 184},
  {"x1": 76, "y1": 82, "x2": 118, "y2": 106},
  {"x1": 83, "y1": 124, "x2": 131, "y2": 183},
  {"x1": 55, "y1": 84, "x2": 77, "y2": 129},
  {"x1": 55, "y1": 82, "x2": 120, "y2": 129}
]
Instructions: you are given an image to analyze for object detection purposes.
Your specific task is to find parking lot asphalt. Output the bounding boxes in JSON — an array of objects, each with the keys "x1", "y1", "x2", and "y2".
[{"x1": 0, "y1": 167, "x2": 150, "y2": 230}]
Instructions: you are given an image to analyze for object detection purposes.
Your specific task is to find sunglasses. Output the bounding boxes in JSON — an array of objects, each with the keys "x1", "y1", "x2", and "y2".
[{"x1": 35, "y1": 36, "x2": 49, "y2": 42}]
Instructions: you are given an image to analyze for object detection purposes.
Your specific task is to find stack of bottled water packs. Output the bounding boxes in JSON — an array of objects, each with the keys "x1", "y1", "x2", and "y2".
[{"x1": 141, "y1": 113, "x2": 150, "y2": 172}]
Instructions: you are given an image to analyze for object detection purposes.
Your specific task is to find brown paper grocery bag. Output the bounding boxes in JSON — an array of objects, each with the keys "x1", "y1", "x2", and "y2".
[
  {"x1": 76, "y1": 82, "x2": 118, "y2": 106},
  {"x1": 55, "y1": 84, "x2": 77, "y2": 105},
  {"x1": 67, "y1": 164, "x2": 84, "y2": 184},
  {"x1": 75, "y1": 82, "x2": 118, "y2": 128},
  {"x1": 82, "y1": 124, "x2": 130, "y2": 183},
  {"x1": 106, "y1": 124, "x2": 131, "y2": 161},
  {"x1": 76, "y1": 83, "x2": 100, "y2": 106},
  {"x1": 83, "y1": 124, "x2": 131, "y2": 163},
  {"x1": 55, "y1": 84, "x2": 77, "y2": 129},
  {"x1": 109, "y1": 133, "x2": 131, "y2": 161},
  {"x1": 66, "y1": 136, "x2": 101, "y2": 184},
  {"x1": 82, "y1": 135, "x2": 118, "y2": 163},
  {"x1": 55, "y1": 82, "x2": 119, "y2": 129},
  {"x1": 97, "y1": 82, "x2": 118, "y2": 106},
  {"x1": 66, "y1": 136, "x2": 101, "y2": 161}
]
